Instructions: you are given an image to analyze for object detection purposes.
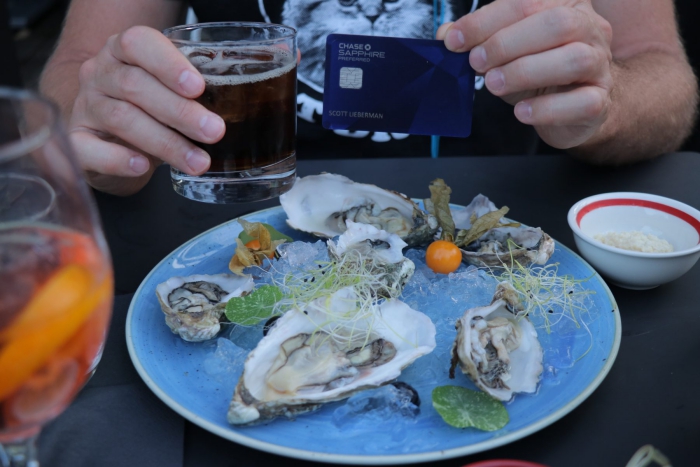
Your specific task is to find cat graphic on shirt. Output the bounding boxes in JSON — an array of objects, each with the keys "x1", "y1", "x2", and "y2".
[{"x1": 280, "y1": 0, "x2": 457, "y2": 91}]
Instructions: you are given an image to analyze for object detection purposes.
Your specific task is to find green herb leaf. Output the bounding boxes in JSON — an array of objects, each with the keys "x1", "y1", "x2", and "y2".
[
  {"x1": 238, "y1": 222, "x2": 293, "y2": 244},
  {"x1": 425, "y1": 178, "x2": 455, "y2": 242},
  {"x1": 225, "y1": 285, "x2": 284, "y2": 326},
  {"x1": 431, "y1": 386, "x2": 509, "y2": 431}
]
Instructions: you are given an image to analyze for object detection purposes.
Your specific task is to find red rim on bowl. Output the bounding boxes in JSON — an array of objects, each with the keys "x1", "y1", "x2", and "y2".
[
  {"x1": 568, "y1": 193, "x2": 700, "y2": 256},
  {"x1": 575, "y1": 198, "x2": 700, "y2": 237}
]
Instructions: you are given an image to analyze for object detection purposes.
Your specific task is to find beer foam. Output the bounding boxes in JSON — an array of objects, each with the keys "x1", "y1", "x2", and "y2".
[{"x1": 179, "y1": 46, "x2": 295, "y2": 86}]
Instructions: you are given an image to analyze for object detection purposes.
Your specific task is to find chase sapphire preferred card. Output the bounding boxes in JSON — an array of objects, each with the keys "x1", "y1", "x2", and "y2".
[{"x1": 322, "y1": 34, "x2": 475, "y2": 137}]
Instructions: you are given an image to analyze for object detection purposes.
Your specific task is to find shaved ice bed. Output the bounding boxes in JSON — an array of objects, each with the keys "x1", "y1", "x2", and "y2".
[{"x1": 201, "y1": 241, "x2": 598, "y2": 449}]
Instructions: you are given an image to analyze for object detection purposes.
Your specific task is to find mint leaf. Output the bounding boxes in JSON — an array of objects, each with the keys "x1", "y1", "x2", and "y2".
[
  {"x1": 238, "y1": 223, "x2": 293, "y2": 244},
  {"x1": 225, "y1": 285, "x2": 284, "y2": 326},
  {"x1": 432, "y1": 386, "x2": 509, "y2": 431}
]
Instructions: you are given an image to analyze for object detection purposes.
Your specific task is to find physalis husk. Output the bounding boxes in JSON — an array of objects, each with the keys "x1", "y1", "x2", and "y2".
[{"x1": 229, "y1": 219, "x2": 286, "y2": 275}]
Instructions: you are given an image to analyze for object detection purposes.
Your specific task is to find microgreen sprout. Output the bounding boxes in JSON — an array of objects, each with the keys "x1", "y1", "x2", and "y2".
[
  {"x1": 266, "y1": 248, "x2": 406, "y2": 350},
  {"x1": 483, "y1": 250, "x2": 598, "y2": 361},
  {"x1": 485, "y1": 260, "x2": 595, "y2": 333}
]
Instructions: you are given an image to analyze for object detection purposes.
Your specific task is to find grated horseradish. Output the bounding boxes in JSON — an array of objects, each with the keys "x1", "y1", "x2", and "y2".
[{"x1": 594, "y1": 231, "x2": 673, "y2": 253}]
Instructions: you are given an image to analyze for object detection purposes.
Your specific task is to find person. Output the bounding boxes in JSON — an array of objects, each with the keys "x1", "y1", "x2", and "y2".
[{"x1": 40, "y1": 0, "x2": 698, "y2": 197}]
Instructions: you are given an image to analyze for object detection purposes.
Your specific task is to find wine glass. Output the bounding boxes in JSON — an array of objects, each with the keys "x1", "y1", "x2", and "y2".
[{"x1": 0, "y1": 87, "x2": 113, "y2": 466}]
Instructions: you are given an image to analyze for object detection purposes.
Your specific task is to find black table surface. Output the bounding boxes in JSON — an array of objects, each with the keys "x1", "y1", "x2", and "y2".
[{"x1": 39, "y1": 153, "x2": 700, "y2": 467}]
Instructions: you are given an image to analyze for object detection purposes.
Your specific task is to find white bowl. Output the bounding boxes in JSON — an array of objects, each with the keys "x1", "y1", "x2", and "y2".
[{"x1": 567, "y1": 192, "x2": 700, "y2": 289}]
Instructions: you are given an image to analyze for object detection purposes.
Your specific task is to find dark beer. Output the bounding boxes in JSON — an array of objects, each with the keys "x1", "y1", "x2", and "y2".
[
  {"x1": 166, "y1": 22, "x2": 297, "y2": 203},
  {"x1": 183, "y1": 46, "x2": 297, "y2": 173}
]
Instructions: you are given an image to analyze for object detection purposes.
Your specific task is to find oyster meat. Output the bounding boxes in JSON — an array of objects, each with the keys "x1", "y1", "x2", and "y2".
[
  {"x1": 156, "y1": 274, "x2": 254, "y2": 342},
  {"x1": 227, "y1": 287, "x2": 436, "y2": 424},
  {"x1": 455, "y1": 194, "x2": 555, "y2": 267},
  {"x1": 450, "y1": 282, "x2": 543, "y2": 401},
  {"x1": 280, "y1": 173, "x2": 438, "y2": 247},
  {"x1": 327, "y1": 220, "x2": 415, "y2": 297}
]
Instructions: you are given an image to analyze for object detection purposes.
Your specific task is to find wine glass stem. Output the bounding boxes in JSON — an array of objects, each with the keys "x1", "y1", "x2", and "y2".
[{"x1": 0, "y1": 435, "x2": 39, "y2": 467}]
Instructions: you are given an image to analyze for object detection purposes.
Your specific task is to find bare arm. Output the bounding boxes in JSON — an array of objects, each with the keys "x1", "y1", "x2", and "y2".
[
  {"x1": 39, "y1": 0, "x2": 224, "y2": 196},
  {"x1": 572, "y1": 0, "x2": 698, "y2": 164},
  {"x1": 40, "y1": 0, "x2": 183, "y2": 119},
  {"x1": 439, "y1": 0, "x2": 698, "y2": 164}
]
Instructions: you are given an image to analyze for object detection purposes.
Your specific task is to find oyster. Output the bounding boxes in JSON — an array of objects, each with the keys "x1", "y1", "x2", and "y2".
[
  {"x1": 462, "y1": 226, "x2": 555, "y2": 267},
  {"x1": 280, "y1": 173, "x2": 438, "y2": 247},
  {"x1": 227, "y1": 287, "x2": 436, "y2": 425},
  {"x1": 455, "y1": 194, "x2": 555, "y2": 267},
  {"x1": 156, "y1": 274, "x2": 254, "y2": 342},
  {"x1": 327, "y1": 220, "x2": 415, "y2": 297},
  {"x1": 450, "y1": 282, "x2": 543, "y2": 401}
]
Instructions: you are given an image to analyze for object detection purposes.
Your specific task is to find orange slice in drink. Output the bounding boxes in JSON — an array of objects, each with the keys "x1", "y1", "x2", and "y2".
[
  {"x1": 57, "y1": 289, "x2": 112, "y2": 372},
  {"x1": 0, "y1": 265, "x2": 111, "y2": 401},
  {"x1": 0, "y1": 265, "x2": 91, "y2": 342}
]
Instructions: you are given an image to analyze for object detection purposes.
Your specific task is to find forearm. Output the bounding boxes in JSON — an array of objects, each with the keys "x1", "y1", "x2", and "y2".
[
  {"x1": 571, "y1": 51, "x2": 699, "y2": 164},
  {"x1": 39, "y1": 0, "x2": 183, "y2": 122},
  {"x1": 39, "y1": 52, "x2": 92, "y2": 121},
  {"x1": 36, "y1": 0, "x2": 190, "y2": 197}
]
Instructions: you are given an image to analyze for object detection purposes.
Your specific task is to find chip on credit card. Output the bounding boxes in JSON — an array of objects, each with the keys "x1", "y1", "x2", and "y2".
[{"x1": 322, "y1": 34, "x2": 475, "y2": 137}]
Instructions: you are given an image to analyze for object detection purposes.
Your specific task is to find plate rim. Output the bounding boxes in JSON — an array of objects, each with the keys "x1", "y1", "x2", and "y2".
[{"x1": 125, "y1": 205, "x2": 622, "y2": 465}]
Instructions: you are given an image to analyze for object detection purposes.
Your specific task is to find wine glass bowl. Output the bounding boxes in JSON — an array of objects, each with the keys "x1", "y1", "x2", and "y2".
[
  {"x1": 0, "y1": 88, "x2": 113, "y2": 465},
  {"x1": 0, "y1": 173, "x2": 56, "y2": 221}
]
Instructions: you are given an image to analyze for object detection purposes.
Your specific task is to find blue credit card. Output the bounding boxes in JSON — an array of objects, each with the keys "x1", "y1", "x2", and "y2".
[{"x1": 322, "y1": 34, "x2": 475, "y2": 137}]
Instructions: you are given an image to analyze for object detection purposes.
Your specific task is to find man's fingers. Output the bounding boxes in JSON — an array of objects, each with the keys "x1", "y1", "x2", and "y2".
[
  {"x1": 87, "y1": 97, "x2": 211, "y2": 175},
  {"x1": 443, "y1": 0, "x2": 577, "y2": 52},
  {"x1": 469, "y1": 6, "x2": 609, "y2": 72},
  {"x1": 108, "y1": 26, "x2": 204, "y2": 99},
  {"x1": 98, "y1": 64, "x2": 225, "y2": 144},
  {"x1": 436, "y1": 22, "x2": 453, "y2": 40},
  {"x1": 70, "y1": 130, "x2": 152, "y2": 177},
  {"x1": 485, "y1": 42, "x2": 609, "y2": 96},
  {"x1": 514, "y1": 85, "x2": 609, "y2": 128}
]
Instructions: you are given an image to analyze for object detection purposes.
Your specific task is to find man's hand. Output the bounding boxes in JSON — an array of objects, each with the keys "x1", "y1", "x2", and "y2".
[
  {"x1": 438, "y1": 0, "x2": 614, "y2": 150},
  {"x1": 69, "y1": 26, "x2": 225, "y2": 195}
]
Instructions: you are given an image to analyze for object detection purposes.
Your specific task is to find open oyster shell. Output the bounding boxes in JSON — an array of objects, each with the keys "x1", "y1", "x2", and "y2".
[
  {"x1": 461, "y1": 227, "x2": 555, "y2": 268},
  {"x1": 280, "y1": 173, "x2": 438, "y2": 247},
  {"x1": 156, "y1": 274, "x2": 254, "y2": 342},
  {"x1": 327, "y1": 220, "x2": 415, "y2": 297},
  {"x1": 455, "y1": 194, "x2": 555, "y2": 267},
  {"x1": 450, "y1": 282, "x2": 543, "y2": 401},
  {"x1": 227, "y1": 287, "x2": 436, "y2": 425}
]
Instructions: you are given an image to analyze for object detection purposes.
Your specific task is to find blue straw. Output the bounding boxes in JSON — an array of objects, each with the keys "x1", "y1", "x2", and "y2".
[
  {"x1": 431, "y1": 0, "x2": 443, "y2": 158},
  {"x1": 431, "y1": 136, "x2": 440, "y2": 158}
]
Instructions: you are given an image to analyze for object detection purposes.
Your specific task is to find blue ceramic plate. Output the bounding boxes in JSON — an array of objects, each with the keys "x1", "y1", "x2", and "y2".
[{"x1": 126, "y1": 205, "x2": 621, "y2": 465}]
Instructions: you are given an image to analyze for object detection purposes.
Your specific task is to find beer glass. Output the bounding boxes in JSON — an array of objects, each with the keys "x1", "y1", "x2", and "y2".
[
  {"x1": 0, "y1": 88, "x2": 113, "y2": 465},
  {"x1": 164, "y1": 22, "x2": 298, "y2": 204}
]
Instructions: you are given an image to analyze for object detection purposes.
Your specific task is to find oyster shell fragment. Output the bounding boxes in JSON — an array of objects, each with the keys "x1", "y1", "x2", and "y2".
[
  {"x1": 280, "y1": 173, "x2": 438, "y2": 247},
  {"x1": 450, "y1": 282, "x2": 543, "y2": 401},
  {"x1": 156, "y1": 274, "x2": 254, "y2": 342},
  {"x1": 227, "y1": 287, "x2": 436, "y2": 425}
]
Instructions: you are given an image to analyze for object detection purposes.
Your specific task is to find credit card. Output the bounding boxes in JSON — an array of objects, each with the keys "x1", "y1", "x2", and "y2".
[{"x1": 322, "y1": 33, "x2": 475, "y2": 137}]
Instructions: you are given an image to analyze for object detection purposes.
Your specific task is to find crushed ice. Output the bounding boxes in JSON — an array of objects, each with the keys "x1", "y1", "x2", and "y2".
[
  {"x1": 202, "y1": 240, "x2": 597, "y2": 438},
  {"x1": 203, "y1": 338, "x2": 248, "y2": 385},
  {"x1": 331, "y1": 384, "x2": 419, "y2": 431}
]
